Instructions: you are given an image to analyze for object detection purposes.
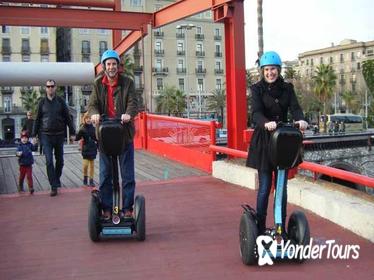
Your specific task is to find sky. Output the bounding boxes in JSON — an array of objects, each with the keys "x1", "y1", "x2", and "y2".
[{"x1": 243, "y1": 0, "x2": 374, "y2": 68}]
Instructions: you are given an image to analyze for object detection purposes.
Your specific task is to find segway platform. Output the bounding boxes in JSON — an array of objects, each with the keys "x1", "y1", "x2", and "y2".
[{"x1": 88, "y1": 118, "x2": 146, "y2": 242}]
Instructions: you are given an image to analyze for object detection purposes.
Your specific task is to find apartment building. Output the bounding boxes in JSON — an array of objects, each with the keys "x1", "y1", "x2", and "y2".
[{"x1": 298, "y1": 39, "x2": 374, "y2": 111}]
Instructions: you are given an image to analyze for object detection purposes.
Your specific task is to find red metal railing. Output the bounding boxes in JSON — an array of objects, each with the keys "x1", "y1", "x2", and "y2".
[
  {"x1": 134, "y1": 112, "x2": 220, "y2": 172},
  {"x1": 209, "y1": 144, "x2": 374, "y2": 188}
]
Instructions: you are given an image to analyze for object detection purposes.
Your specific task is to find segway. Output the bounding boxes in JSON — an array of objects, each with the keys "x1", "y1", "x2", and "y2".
[
  {"x1": 239, "y1": 123, "x2": 310, "y2": 265},
  {"x1": 88, "y1": 117, "x2": 145, "y2": 242}
]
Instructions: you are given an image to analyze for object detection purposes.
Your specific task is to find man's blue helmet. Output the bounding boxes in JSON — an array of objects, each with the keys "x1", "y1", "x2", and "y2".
[
  {"x1": 101, "y1": 49, "x2": 120, "y2": 64},
  {"x1": 259, "y1": 51, "x2": 282, "y2": 68}
]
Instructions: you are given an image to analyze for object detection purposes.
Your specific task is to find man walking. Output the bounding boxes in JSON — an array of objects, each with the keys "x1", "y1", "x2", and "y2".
[{"x1": 32, "y1": 79, "x2": 75, "y2": 196}]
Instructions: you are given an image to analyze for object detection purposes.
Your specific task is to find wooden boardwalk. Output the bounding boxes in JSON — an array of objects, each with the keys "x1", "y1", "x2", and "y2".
[{"x1": 0, "y1": 147, "x2": 206, "y2": 194}]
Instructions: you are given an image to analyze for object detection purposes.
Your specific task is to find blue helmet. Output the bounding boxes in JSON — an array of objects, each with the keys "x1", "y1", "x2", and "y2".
[
  {"x1": 259, "y1": 51, "x2": 282, "y2": 68},
  {"x1": 101, "y1": 49, "x2": 120, "y2": 64}
]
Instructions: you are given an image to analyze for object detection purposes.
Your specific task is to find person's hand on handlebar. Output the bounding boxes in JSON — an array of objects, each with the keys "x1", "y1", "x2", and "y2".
[
  {"x1": 121, "y1": 113, "x2": 131, "y2": 124},
  {"x1": 295, "y1": 120, "x2": 308, "y2": 131},
  {"x1": 91, "y1": 114, "x2": 100, "y2": 125},
  {"x1": 264, "y1": 121, "x2": 277, "y2": 131}
]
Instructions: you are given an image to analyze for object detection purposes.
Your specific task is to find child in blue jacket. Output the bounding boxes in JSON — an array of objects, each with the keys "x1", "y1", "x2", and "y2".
[{"x1": 16, "y1": 131, "x2": 37, "y2": 194}]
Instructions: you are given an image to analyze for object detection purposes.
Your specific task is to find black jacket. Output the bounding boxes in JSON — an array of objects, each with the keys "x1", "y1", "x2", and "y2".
[
  {"x1": 246, "y1": 78, "x2": 305, "y2": 171},
  {"x1": 22, "y1": 118, "x2": 34, "y2": 136},
  {"x1": 76, "y1": 123, "x2": 97, "y2": 160},
  {"x1": 32, "y1": 96, "x2": 75, "y2": 137}
]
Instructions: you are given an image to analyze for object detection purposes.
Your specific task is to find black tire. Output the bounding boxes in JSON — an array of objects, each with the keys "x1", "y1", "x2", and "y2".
[
  {"x1": 239, "y1": 213, "x2": 258, "y2": 265},
  {"x1": 88, "y1": 196, "x2": 101, "y2": 242},
  {"x1": 287, "y1": 210, "x2": 310, "y2": 263},
  {"x1": 134, "y1": 195, "x2": 146, "y2": 241}
]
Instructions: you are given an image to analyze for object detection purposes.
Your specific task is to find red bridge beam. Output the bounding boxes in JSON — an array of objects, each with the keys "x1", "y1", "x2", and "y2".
[{"x1": 0, "y1": 6, "x2": 152, "y2": 30}]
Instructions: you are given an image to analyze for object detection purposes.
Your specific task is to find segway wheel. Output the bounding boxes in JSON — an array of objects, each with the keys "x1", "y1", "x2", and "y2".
[
  {"x1": 88, "y1": 196, "x2": 101, "y2": 242},
  {"x1": 287, "y1": 210, "x2": 310, "y2": 263},
  {"x1": 134, "y1": 195, "x2": 146, "y2": 241},
  {"x1": 239, "y1": 213, "x2": 258, "y2": 265}
]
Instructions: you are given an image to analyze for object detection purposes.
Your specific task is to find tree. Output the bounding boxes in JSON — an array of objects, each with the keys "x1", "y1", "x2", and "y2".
[
  {"x1": 284, "y1": 67, "x2": 297, "y2": 81},
  {"x1": 120, "y1": 53, "x2": 135, "y2": 79},
  {"x1": 207, "y1": 89, "x2": 226, "y2": 125},
  {"x1": 173, "y1": 89, "x2": 187, "y2": 117},
  {"x1": 341, "y1": 90, "x2": 358, "y2": 113},
  {"x1": 156, "y1": 85, "x2": 182, "y2": 116},
  {"x1": 362, "y1": 59, "x2": 374, "y2": 96},
  {"x1": 20, "y1": 89, "x2": 41, "y2": 116},
  {"x1": 312, "y1": 64, "x2": 337, "y2": 116}
]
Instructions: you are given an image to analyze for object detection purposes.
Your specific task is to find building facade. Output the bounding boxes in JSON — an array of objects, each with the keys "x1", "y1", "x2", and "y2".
[{"x1": 297, "y1": 39, "x2": 374, "y2": 113}]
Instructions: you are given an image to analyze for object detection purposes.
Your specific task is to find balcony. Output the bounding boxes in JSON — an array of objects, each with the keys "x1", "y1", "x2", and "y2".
[
  {"x1": 176, "y1": 33, "x2": 185, "y2": 39},
  {"x1": 195, "y1": 34, "x2": 205, "y2": 40},
  {"x1": 0, "y1": 105, "x2": 24, "y2": 114},
  {"x1": 2, "y1": 45, "x2": 11, "y2": 55},
  {"x1": 177, "y1": 50, "x2": 186, "y2": 56},
  {"x1": 176, "y1": 67, "x2": 186, "y2": 74},
  {"x1": 152, "y1": 67, "x2": 169, "y2": 76},
  {"x1": 21, "y1": 46, "x2": 30, "y2": 55},
  {"x1": 40, "y1": 46, "x2": 49, "y2": 55},
  {"x1": 195, "y1": 68, "x2": 207, "y2": 75},
  {"x1": 154, "y1": 49, "x2": 165, "y2": 56},
  {"x1": 214, "y1": 35, "x2": 222, "y2": 40},
  {"x1": 1, "y1": 86, "x2": 14, "y2": 94},
  {"x1": 196, "y1": 51, "x2": 205, "y2": 57},
  {"x1": 154, "y1": 31, "x2": 164, "y2": 38},
  {"x1": 81, "y1": 85, "x2": 93, "y2": 95},
  {"x1": 215, "y1": 52, "x2": 222, "y2": 58},
  {"x1": 214, "y1": 69, "x2": 224, "y2": 75}
]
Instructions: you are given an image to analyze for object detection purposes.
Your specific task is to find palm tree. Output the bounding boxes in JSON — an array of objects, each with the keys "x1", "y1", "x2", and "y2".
[
  {"x1": 120, "y1": 53, "x2": 134, "y2": 79},
  {"x1": 341, "y1": 90, "x2": 358, "y2": 113},
  {"x1": 156, "y1": 85, "x2": 179, "y2": 116},
  {"x1": 173, "y1": 89, "x2": 187, "y2": 117},
  {"x1": 312, "y1": 64, "x2": 337, "y2": 116},
  {"x1": 257, "y1": 0, "x2": 264, "y2": 62},
  {"x1": 20, "y1": 89, "x2": 41, "y2": 116},
  {"x1": 284, "y1": 67, "x2": 297, "y2": 81},
  {"x1": 207, "y1": 89, "x2": 226, "y2": 124}
]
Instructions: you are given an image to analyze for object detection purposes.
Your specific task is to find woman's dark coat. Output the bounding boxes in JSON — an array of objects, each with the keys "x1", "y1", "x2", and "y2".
[
  {"x1": 75, "y1": 123, "x2": 97, "y2": 160},
  {"x1": 246, "y1": 78, "x2": 305, "y2": 171}
]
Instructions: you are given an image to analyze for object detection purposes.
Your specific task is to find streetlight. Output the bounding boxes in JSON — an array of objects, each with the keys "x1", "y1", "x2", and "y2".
[{"x1": 176, "y1": 23, "x2": 195, "y2": 118}]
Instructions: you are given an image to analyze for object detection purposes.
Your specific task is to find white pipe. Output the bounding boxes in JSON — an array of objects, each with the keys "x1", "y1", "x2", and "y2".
[{"x1": 0, "y1": 62, "x2": 95, "y2": 86}]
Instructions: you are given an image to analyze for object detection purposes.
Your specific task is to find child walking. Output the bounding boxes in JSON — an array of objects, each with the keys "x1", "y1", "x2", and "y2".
[
  {"x1": 16, "y1": 131, "x2": 37, "y2": 194},
  {"x1": 76, "y1": 112, "x2": 97, "y2": 187}
]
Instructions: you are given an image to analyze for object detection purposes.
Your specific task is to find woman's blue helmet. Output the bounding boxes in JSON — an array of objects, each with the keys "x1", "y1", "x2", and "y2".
[
  {"x1": 259, "y1": 51, "x2": 282, "y2": 68},
  {"x1": 101, "y1": 49, "x2": 120, "y2": 64}
]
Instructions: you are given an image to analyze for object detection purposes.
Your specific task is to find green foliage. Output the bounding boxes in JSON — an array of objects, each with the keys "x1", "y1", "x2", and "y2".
[
  {"x1": 207, "y1": 89, "x2": 226, "y2": 124},
  {"x1": 20, "y1": 89, "x2": 41, "y2": 116},
  {"x1": 246, "y1": 70, "x2": 257, "y2": 88},
  {"x1": 156, "y1": 85, "x2": 186, "y2": 116},
  {"x1": 341, "y1": 90, "x2": 359, "y2": 113},
  {"x1": 120, "y1": 53, "x2": 134, "y2": 79},
  {"x1": 312, "y1": 64, "x2": 337, "y2": 115},
  {"x1": 284, "y1": 67, "x2": 297, "y2": 81},
  {"x1": 362, "y1": 59, "x2": 374, "y2": 96}
]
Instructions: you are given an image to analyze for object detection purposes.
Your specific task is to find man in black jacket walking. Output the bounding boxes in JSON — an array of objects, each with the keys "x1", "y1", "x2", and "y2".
[{"x1": 32, "y1": 79, "x2": 75, "y2": 196}]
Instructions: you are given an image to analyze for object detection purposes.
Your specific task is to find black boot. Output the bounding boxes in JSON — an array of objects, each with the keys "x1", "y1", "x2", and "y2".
[{"x1": 83, "y1": 176, "x2": 88, "y2": 186}]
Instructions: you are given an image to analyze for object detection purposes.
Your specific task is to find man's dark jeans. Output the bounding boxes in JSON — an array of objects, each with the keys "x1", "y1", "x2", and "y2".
[
  {"x1": 99, "y1": 142, "x2": 135, "y2": 212},
  {"x1": 41, "y1": 134, "x2": 65, "y2": 189},
  {"x1": 256, "y1": 170, "x2": 288, "y2": 234}
]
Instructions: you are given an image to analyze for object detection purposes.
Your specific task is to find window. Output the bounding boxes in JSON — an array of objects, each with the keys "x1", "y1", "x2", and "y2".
[
  {"x1": 310, "y1": 58, "x2": 314, "y2": 66},
  {"x1": 367, "y1": 49, "x2": 374, "y2": 57},
  {"x1": 3, "y1": 96, "x2": 12, "y2": 113},
  {"x1": 214, "y1": 28, "x2": 220, "y2": 37},
  {"x1": 97, "y1": 29, "x2": 109, "y2": 35},
  {"x1": 197, "y1": 60, "x2": 204, "y2": 70},
  {"x1": 177, "y1": 42, "x2": 184, "y2": 52},
  {"x1": 40, "y1": 27, "x2": 48, "y2": 35},
  {"x1": 320, "y1": 57, "x2": 323, "y2": 64},
  {"x1": 196, "y1": 26, "x2": 202, "y2": 34},
  {"x1": 155, "y1": 41, "x2": 162, "y2": 51},
  {"x1": 178, "y1": 59, "x2": 184, "y2": 69},
  {"x1": 306, "y1": 59, "x2": 309, "y2": 66},
  {"x1": 79, "y1": 29, "x2": 89, "y2": 34},
  {"x1": 40, "y1": 39, "x2": 49, "y2": 54},
  {"x1": 21, "y1": 38, "x2": 30, "y2": 54},
  {"x1": 215, "y1": 61, "x2": 222, "y2": 70},
  {"x1": 340, "y1": 53, "x2": 344, "y2": 62},
  {"x1": 21, "y1": 26, "x2": 30, "y2": 35},
  {"x1": 2, "y1": 25, "x2": 10, "y2": 34},
  {"x1": 156, "y1": 78, "x2": 163, "y2": 90},
  {"x1": 99, "y1": 41, "x2": 107, "y2": 56},
  {"x1": 2, "y1": 55, "x2": 11, "y2": 62},
  {"x1": 329, "y1": 56, "x2": 333, "y2": 64},
  {"x1": 82, "y1": 40, "x2": 90, "y2": 54},
  {"x1": 351, "y1": 52, "x2": 355, "y2": 61},
  {"x1": 196, "y1": 43, "x2": 203, "y2": 52},
  {"x1": 216, "y1": 79, "x2": 222, "y2": 90},
  {"x1": 130, "y1": 0, "x2": 142, "y2": 7},
  {"x1": 156, "y1": 59, "x2": 162, "y2": 70},
  {"x1": 2, "y1": 38, "x2": 11, "y2": 54},
  {"x1": 197, "y1": 79, "x2": 204, "y2": 92},
  {"x1": 178, "y1": 78, "x2": 185, "y2": 91}
]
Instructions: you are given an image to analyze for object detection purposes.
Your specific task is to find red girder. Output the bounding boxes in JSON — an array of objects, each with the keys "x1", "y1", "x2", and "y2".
[{"x1": 0, "y1": 6, "x2": 152, "y2": 30}]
